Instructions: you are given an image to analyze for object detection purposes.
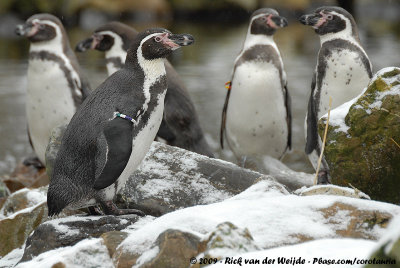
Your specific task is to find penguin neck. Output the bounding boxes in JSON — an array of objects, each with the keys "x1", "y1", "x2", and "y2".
[
  {"x1": 243, "y1": 32, "x2": 277, "y2": 51},
  {"x1": 125, "y1": 47, "x2": 166, "y2": 112}
]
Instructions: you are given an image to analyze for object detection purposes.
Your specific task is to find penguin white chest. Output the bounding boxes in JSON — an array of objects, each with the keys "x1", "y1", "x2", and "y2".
[
  {"x1": 114, "y1": 94, "x2": 166, "y2": 194},
  {"x1": 225, "y1": 61, "x2": 288, "y2": 159},
  {"x1": 317, "y1": 49, "x2": 370, "y2": 118},
  {"x1": 26, "y1": 58, "x2": 76, "y2": 163}
]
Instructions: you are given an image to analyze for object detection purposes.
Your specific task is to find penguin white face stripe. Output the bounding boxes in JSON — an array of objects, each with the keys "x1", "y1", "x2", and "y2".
[
  {"x1": 319, "y1": 11, "x2": 355, "y2": 45},
  {"x1": 137, "y1": 33, "x2": 167, "y2": 113},
  {"x1": 29, "y1": 19, "x2": 82, "y2": 93},
  {"x1": 96, "y1": 30, "x2": 126, "y2": 59}
]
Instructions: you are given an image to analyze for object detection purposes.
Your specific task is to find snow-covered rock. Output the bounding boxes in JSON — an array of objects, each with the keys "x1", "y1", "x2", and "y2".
[
  {"x1": 3, "y1": 179, "x2": 399, "y2": 268},
  {"x1": 114, "y1": 180, "x2": 400, "y2": 267},
  {"x1": 318, "y1": 67, "x2": 400, "y2": 204},
  {"x1": 20, "y1": 214, "x2": 139, "y2": 262},
  {"x1": 366, "y1": 215, "x2": 400, "y2": 267},
  {"x1": 0, "y1": 187, "x2": 47, "y2": 257},
  {"x1": 16, "y1": 238, "x2": 114, "y2": 268},
  {"x1": 46, "y1": 125, "x2": 283, "y2": 216},
  {"x1": 207, "y1": 238, "x2": 377, "y2": 268}
]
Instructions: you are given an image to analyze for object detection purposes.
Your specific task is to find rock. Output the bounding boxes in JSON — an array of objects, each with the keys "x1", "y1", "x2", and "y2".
[
  {"x1": 116, "y1": 180, "x2": 400, "y2": 267},
  {"x1": 0, "y1": 201, "x2": 47, "y2": 257},
  {"x1": 17, "y1": 238, "x2": 114, "y2": 268},
  {"x1": 0, "y1": 187, "x2": 47, "y2": 217},
  {"x1": 193, "y1": 222, "x2": 259, "y2": 267},
  {"x1": 1, "y1": 163, "x2": 48, "y2": 193},
  {"x1": 45, "y1": 124, "x2": 66, "y2": 179},
  {"x1": 101, "y1": 231, "x2": 129, "y2": 258},
  {"x1": 20, "y1": 214, "x2": 139, "y2": 262},
  {"x1": 319, "y1": 202, "x2": 393, "y2": 240},
  {"x1": 0, "y1": 179, "x2": 9, "y2": 199},
  {"x1": 318, "y1": 67, "x2": 400, "y2": 204},
  {"x1": 46, "y1": 125, "x2": 275, "y2": 217},
  {"x1": 295, "y1": 185, "x2": 370, "y2": 199},
  {"x1": 366, "y1": 215, "x2": 400, "y2": 268},
  {"x1": 136, "y1": 229, "x2": 201, "y2": 268}
]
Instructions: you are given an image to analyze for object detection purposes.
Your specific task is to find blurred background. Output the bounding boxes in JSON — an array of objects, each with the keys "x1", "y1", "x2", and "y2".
[{"x1": 0, "y1": 0, "x2": 399, "y2": 176}]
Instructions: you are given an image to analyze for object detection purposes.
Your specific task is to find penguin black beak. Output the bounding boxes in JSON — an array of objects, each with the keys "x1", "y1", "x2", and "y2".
[
  {"x1": 160, "y1": 33, "x2": 195, "y2": 50},
  {"x1": 75, "y1": 37, "x2": 94, "y2": 52},
  {"x1": 15, "y1": 23, "x2": 34, "y2": 37},
  {"x1": 299, "y1": 14, "x2": 320, "y2": 26},
  {"x1": 271, "y1": 15, "x2": 288, "y2": 28}
]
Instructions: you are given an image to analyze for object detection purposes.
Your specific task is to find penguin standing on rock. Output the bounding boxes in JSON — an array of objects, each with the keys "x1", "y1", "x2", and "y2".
[
  {"x1": 75, "y1": 22, "x2": 214, "y2": 158},
  {"x1": 220, "y1": 8, "x2": 291, "y2": 167},
  {"x1": 47, "y1": 28, "x2": 194, "y2": 216},
  {"x1": 15, "y1": 14, "x2": 91, "y2": 167},
  {"x1": 299, "y1": 6, "x2": 372, "y2": 183}
]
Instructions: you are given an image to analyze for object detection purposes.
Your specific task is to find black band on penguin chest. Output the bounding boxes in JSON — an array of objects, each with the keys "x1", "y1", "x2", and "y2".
[
  {"x1": 235, "y1": 44, "x2": 284, "y2": 86},
  {"x1": 130, "y1": 74, "x2": 167, "y2": 140},
  {"x1": 29, "y1": 51, "x2": 82, "y2": 107},
  {"x1": 314, "y1": 39, "x2": 372, "y2": 112}
]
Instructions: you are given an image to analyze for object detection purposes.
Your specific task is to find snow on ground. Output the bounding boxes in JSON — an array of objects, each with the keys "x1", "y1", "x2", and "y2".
[
  {"x1": 0, "y1": 245, "x2": 25, "y2": 268},
  {"x1": 118, "y1": 180, "x2": 400, "y2": 257},
  {"x1": 207, "y1": 238, "x2": 377, "y2": 268},
  {"x1": 15, "y1": 238, "x2": 113, "y2": 268},
  {"x1": 370, "y1": 214, "x2": 400, "y2": 256}
]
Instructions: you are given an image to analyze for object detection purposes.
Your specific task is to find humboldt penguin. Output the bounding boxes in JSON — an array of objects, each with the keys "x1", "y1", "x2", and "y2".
[
  {"x1": 299, "y1": 6, "x2": 372, "y2": 183},
  {"x1": 220, "y1": 8, "x2": 291, "y2": 168},
  {"x1": 15, "y1": 13, "x2": 91, "y2": 167},
  {"x1": 47, "y1": 28, "x2": 194, "y2": 216},
  {"x1": 75, "y1": 21, "x2": 214, "y2": 157}
]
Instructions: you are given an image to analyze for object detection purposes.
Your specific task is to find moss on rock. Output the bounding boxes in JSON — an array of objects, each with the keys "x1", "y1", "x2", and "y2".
[{"x1": 318, "y1": 67, "x2": 400, "y2": 204}]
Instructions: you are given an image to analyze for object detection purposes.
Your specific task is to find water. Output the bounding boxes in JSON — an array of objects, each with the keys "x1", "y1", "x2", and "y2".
[{"x1": 0, "y1": 8, "x2": 399, "y2": 176}]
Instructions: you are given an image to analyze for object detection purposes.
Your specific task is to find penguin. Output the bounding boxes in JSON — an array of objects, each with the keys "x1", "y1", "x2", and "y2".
[
  {"x1": 47, "y1": 28, "x2": 194, "y2": 216},
  {"x1": 15, "y1": 13, "x2": 91, "y2": 167},
  {"x1": 75, "y1": 22, "x2": 214, "y2": 158},
  {"x1": 220, "y1": 8, "x2": 291, "y2": 167},
  {"x1": 299, "y1": 6, "x2": 372, "y2": 183}
]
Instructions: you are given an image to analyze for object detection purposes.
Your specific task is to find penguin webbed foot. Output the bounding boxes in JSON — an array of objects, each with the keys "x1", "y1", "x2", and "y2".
[
  {"x1": 87, "y1": 206, "x2": 104, "y2": 216},
  {"x1": 23, "y1": 156, "x2": 45, "y2": 169},
  {"x1": 317, "y1": 170, "x2": 331, "y2": 185},
  {"x1": 99, "y1": 200, "x2": 145, "y2": 216}
]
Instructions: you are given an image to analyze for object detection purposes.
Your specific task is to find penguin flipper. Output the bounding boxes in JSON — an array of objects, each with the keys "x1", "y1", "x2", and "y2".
[
  {"x1": 305, "y1": 73, "x2": 319, "y2": 154},
  {"x1": 79, "y1": 77, "x2": 92, "y2": 100},
  {"x1": 94, "y1": 118, "x2": 133, "y2": 190},
  {"x1": 220, "y1": 82, "x2": 232, "y2": 149},
  {"x1": 284, "y1": 83, "x2": 292, "y2": 150}
]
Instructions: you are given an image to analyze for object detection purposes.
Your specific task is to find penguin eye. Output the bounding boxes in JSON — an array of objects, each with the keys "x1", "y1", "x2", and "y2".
[
  {"x1": 154, "y1": 36, "x2": 162, "y2": 42},
  {"x1": 326, "y1": 14, "x2": 333, "y2": 20},
  {"x1": 38, "y1": 24, "x2": 46, "y2": 30}
]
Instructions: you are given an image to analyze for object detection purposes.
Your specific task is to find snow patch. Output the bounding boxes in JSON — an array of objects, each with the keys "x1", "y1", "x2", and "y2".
[
  {"x1": 208, "y1": 238, "x2": 377, "y2": 268},
  {"x1": 15, "y1": 238, "x2": 113, "y2": 268},
  {"x1": 119, "y1": 180, "x2": 400, "y2": 259}
]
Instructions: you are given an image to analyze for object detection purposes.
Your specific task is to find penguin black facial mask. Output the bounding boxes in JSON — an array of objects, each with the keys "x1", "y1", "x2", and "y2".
[
  {"x1": 16, "y1": 19, "x2": 57, "y2": 42},
  {"x1": 250, "y1": 14, "x2": 288, "y2": 36},
  {"x1": 299, "y1": 10, "x2": 346, "y2": 35},
  {"x1": 141, "y1": 31, "x2": 194, "y2": 60}
]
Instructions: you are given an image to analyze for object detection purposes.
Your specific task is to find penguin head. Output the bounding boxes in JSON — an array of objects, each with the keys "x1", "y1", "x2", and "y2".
[
  {"x1": 125, "y1": 28, "x2": 194, "y2": 65},
  {"x1": 249, "y1": 8, "x2": 288, "y2": 36},
  {"x1": 299, "y1": 6, "x2": 358, "y2": 38},
  {"x1": 75, "y1": 22, "x2": 137, "y2": 53},
  {"x1": 15, "y1": 13, "x2": 66, "y2": 44}
]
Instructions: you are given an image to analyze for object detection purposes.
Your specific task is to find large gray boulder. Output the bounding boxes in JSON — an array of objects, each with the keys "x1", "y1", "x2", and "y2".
[{"x1": 46, "y1": 125, "x2": 280, "y2": 216}]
